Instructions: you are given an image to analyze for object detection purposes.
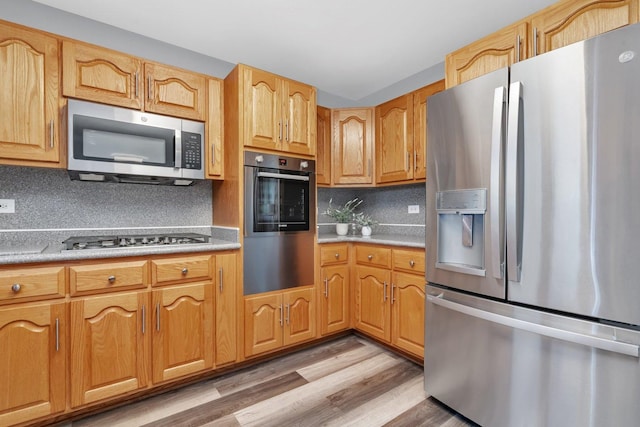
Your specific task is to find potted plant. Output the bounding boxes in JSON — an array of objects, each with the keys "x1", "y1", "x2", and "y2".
[
  {"x1": 322, "y1": 198, "x2": 363, "y2": 235},
  {"x1": 355, "y1": 212, "x2": 378, "y2": 237}
]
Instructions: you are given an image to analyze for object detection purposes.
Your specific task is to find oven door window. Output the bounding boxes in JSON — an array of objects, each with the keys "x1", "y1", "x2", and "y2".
[
  {"x1": 73, "y1": 114, "x2": 175, "y2": 166},
  {"x1": 253, "y1": 170, "x2": 309, "y2": 232}
]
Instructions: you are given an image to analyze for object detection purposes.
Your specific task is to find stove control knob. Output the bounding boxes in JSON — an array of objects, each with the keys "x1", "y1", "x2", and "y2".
[
  {"x1": 119, "y1": 239, "x2": 127, "y2": 246},
  {"x1": 129, "y1": 238, "x2": 137, "y2": 245},
  {"x1": 153, "y1": 236, "x2": 160, "y2": 243},
  {"x1": 141, "y1": 237, "x2": 149, "y2": 244},
  {"x1": 163, "y1": 237, "x2": 171, "y2": 244},
  {"x1": 171, "y1": 238, "x2": 178, "y2": 244}
]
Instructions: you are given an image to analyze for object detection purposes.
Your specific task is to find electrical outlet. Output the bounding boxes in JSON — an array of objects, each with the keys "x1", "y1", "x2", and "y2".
[
  {"x1": 408, "y1": 205, "x2": 419, "y2": 214},
  {"x1": 0, "y1": 199, "x2": 15, "y2": 213}
]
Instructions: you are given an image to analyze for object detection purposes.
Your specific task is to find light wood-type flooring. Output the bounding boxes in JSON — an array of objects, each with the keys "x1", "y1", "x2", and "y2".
[{"x1": 64, "y1": 335, "x2": 476, "y2": 427}]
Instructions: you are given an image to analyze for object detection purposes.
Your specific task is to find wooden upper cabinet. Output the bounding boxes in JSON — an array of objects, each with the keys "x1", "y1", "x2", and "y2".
[
  {"x1": 63, "y1": 40, "x2": 206, "y2": 121},
  {"x1": 375, "y1": 94, "x2": 414, "y2": 184},
  {"x1": 445, "y1": 21, "x2": 528, "y2": 87},
  {"x1": 62, "y1": 40, "x2": 142, "y2": 110},
  {"x1": 412, "y1": 80, "x2": 445, "y2": 181},
  {"x1": 316, "y1": 105, "x2": 332, "y2": 185},
  {"x1": 332, "y1": 108, "x2": 374, "y2": 185},
  {"x1": 241, "y1": 65, "x2": 316, "y2": 156},
  {"x1": 530, "y1": 0, "x2": 640, "y2": 55},
  {"x1": 207, "y1": 78, "x2": 224, "y2": 179},
  {"x1": 144, "y1": 61, "x2": 206, "y2": 121},
  {"x1": 0, "y1": 21, "x2": 60, "y2": 166}
]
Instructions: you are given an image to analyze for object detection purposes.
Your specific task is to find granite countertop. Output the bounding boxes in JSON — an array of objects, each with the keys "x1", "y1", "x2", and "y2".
[
  {"x1": 317, "y1": 233, "x2": 425, "y2": 248},
  {"x1": 0, "y1": 227, "x2": 241, "y2": 265}
]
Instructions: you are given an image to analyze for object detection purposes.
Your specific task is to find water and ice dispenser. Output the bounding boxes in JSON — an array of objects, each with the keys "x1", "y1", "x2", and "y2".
[{"x1": 436, "y1": 189, "x2": 487, "y2": 277}]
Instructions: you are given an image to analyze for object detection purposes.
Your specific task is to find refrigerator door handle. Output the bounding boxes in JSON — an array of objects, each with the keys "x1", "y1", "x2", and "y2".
[
  {"x1": 506, "y1": 81, "x2": 522, "y2": 282},
  {"x1": 490, "y1": 86, "x2": 506, "y2": 279},
  {"x1": 427, "y1": 293, "x2": 640, "y2": 358}
]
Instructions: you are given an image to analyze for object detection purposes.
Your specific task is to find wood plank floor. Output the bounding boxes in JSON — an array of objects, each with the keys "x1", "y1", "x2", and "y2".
[{"x1": 64, "y1": 335, "x2": 476, "y2": 427}]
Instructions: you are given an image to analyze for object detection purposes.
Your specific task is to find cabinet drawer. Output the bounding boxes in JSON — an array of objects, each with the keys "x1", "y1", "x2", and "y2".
[
  {"x1": 392, "y1": 248, "x2": 425, "y2": 275},
  {"x1": 355, "y1": 245, "x2": 391, "y2": 268},
  {"x1": 0, "y1": 266, "x2": 65, "y2": 303},
  {"x1": 151, "y1": 255, "x2": 212, "y2": 286},
  {"x1": 320, "y1": 244, "x2": 349, "y2": 266},
  {"x1": 70, "y1": 260, "x2": 148, "y2": 294}
]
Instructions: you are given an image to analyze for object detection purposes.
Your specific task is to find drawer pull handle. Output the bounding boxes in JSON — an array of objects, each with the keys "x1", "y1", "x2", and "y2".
[
  {"x1": 11, "y1": 283, "x2": 21, "y2": 293},
  {"x1": 182, "y1": 268, "x2": 188, "y2": 275},
  {"x1": 335, "y1": 253, "x2": 340, "y2": 259},
  {"x1": 410, "y1": 260, "x2": 415, "y2": 267},
  {"x1": 368, "y1": 255, "x2": 373, "y2": 260},
  {"x1": 108, "y1": 275, "x2": 116, "y2": 283}
]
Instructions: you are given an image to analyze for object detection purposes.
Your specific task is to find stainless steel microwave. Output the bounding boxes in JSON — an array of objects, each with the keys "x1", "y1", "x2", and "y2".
[{"x1": 67, "y1": 99, "x2": 205, "y2": 185}]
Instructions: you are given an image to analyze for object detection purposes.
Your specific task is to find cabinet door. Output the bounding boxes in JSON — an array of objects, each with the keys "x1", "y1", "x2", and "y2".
[
  {"x1": 320, "y1": 265, "x2": 350, "y2": 335},
  {"x1": 316, "y1": 105, "x2": 332, "y2": 185},
  {"x1": 445, "y1": 21, "x2": 528, "y2": 87},
  {"x1": 283, "y1": 287, "x2": 315, "y2": 345},
  {"x1": 354, "y1": 265, "x2": 391, "y2": 341},
  {"x1": 332, "y1": 108, "x2": 374, "y2": 185},
  {"x1": 0, "y1": 22, "x2": 60, "y2": 164},
  {"x1": 412, "y1": 80, "x2": 445, "y2": 181},
  {"x1": 531, "y1": 0, "x2": 639, "y2": 55},
  {"x1": 207, "y1": 78, "x2": 224, "y2": 179},
  {"x1": 244, "y1": 293, "x2": 282, "y2": 357},
  {"x1": 152, "y1": 283, "x2": 213, "y2": 383},
  {"x1": 0, "y1": 302, "x2": 65, "y2": 426},
  {"x1": 215, "y1": 253, "x2": 237, "y2": 365},
  {"x1": 70, "y1": 291, "x2": 149, "y2": 407},
  {"x1": 391, "y1": 272, "x2": 425, "y2": 358},
  {"x1": 282, "y1": 79, "x2": 316, "y2": 156},
  {"x1": 144, "y1": 62, "x2": 207, "y2": 121},
  {"x1": 375, "y1": 94, "x2": 414, "y2": 184},
  {"x1": 62, "y1": 40, "x2": 142, "y2": 109},
  {"x1": 243, "y1": 67, "x2": 281, "y2": 150}
]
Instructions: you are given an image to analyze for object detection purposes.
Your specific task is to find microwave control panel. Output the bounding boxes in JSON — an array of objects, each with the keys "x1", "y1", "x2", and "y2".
[{"x1": 182, "y1": 131, "x2": 202, "y2": 170}]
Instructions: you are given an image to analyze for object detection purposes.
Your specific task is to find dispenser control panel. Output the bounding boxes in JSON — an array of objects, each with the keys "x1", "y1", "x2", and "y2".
[{"x1": 436, "y1": 189, "x2": 486, "y2": 213}]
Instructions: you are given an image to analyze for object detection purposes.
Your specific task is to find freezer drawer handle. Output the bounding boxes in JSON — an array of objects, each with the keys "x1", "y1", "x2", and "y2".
[{"x1": 427, "y1": 293, "x2": 639, "y2": 358}]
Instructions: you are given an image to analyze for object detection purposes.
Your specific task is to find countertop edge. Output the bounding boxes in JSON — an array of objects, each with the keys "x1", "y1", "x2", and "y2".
[{"x1": 317, "y1": 234, "x2": 425, "y2": 248}]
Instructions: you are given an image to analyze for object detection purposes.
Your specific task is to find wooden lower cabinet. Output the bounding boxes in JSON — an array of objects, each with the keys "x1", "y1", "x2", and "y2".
[
  {"x1": 320, "y1": 264, "x2": 350, "y2": 335},
  {"x1": 70, "y1": 291, "x2": 150, "y2": 408},
  {"x1": 0, "y1": 301, "x2": 66, "y2": 426},
  {"x1": 391, "y1": 272, "x2": 425, "y2": 358},
  {"x1": 214, "y1": 253, "x2": 237, "y2": 366},
  {"x1": 152, "y1": 283, "x2": 213, "y2": 383},
  {"x1": 354, "y1": 265, "x2": 391, "y2": 341},
  {"x1": 244, "y1": 286, "x2": 315, "y2": 358}
]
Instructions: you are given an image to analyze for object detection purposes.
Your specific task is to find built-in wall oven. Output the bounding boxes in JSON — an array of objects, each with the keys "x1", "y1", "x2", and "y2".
[{"x1": 243, "y1": 151, "x2": 315, "y2": 295}]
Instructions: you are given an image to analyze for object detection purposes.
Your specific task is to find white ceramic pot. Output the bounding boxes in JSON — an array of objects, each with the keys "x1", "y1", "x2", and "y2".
[
  {"x1": 336, "y1": 223, "x2": 349, "y2": 236},
  {"x1": 361, "y1": 225, "x2": 372, "y2": 237}
]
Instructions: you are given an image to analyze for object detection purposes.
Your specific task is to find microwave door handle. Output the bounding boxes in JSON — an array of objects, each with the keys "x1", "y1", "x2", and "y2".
[
  {"x1": 174, "y1": 130, "x2": 182, "y2": 169},
  {"x1": 257, "y1": 171, "x2": 310, "y2": 182},
  {"x1": 112, "y1": 155, "x2": 144, "y2": 163}
]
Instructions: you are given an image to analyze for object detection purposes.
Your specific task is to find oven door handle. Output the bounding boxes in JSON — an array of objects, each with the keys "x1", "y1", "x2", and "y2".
[{"x1": 257, "y1": 171, "x2": 310, "y2": 182}]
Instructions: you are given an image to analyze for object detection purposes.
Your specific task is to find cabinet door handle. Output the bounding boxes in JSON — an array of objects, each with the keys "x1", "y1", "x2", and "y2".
[
  {"x1": 11, "y1": 283, "x2": 21, "y2": 293},
  {"x1": 49, "y1": 120, "x2": 54, "y2": 149},
  {"x1": 147, "y1": 75, "x2": 152, "y2": 100},
  {"x1": 141, "y1": 305, "x2": 146, "y2": 334},
  {"x1": 383, "y1": 281, "x2": 387, "y2": 302},
  {"x1": 516, "y1": 34, "x2": 521, "y2": 62},
  {"x1": 335, "y1": 253, "x2": 340, "y2": 259},
  {"x1": 286, "y1": 303, "x2": 290, "y2": 325},
  {"x1": 410, "y1": 260, "x2": 415, "y2": 267},
  {"x1": 414, "y1": 151, "x2": 418, "y2": 172},
  {"x1": 279, "y1": 304, "x2": 283, "y2": 326},
  {"x1": 391, "y1": 283, "x2": 395, "y2": 304},
  {"x1": 533, "y1": 27, "x2": 538, "y2": 57},
  {"x1": 134, "y1": 71, "x2": 139, "y2": 98},
  {"x1": 108, "y1": 275, "x2": 116, "y2": 283},
  {"x1": 182, "y1": 267, "x2": 188, "y2": 275},
  {"x1": 279, "y1": 121, "x2": 282, "y2": 141},
  {"x1": 324, "y1": 277, "x2": 328, "y2": 297},
  {"x1": 55, "y1": 317, "x2": 60, "y2": 352},
  {"x1": 406, "y1": 151, "x2": 410, "y2": 172},
  {"x1": 219, "y1": 268, "x2": 223, "y2": 292},
  {"x1": 368, "y1": 255, "x2": 373, "y2": 260},
  {"x1": 285, "y1": 119, "x2": 289, "y2": 142},
  {"x1": 156, "y1": 303, "x2": 161, "y2": 331}
]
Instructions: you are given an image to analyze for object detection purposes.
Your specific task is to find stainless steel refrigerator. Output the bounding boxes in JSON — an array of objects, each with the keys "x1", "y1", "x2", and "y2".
[{"x1": 425, "y1": 23, "x2": 640, "y2": 427}]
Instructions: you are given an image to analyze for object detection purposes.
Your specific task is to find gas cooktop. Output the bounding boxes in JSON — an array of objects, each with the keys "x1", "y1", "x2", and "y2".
[{"x1": 63, "y1": 233, "x2": 210, "y2": 250}]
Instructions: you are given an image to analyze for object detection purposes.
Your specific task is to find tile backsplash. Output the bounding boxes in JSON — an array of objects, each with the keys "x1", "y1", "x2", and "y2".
[{"x1": 0, "y1": 165, "x2": 212, "y2": 230}]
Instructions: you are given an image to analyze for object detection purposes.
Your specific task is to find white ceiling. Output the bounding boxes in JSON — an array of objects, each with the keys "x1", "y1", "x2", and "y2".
[{"x1": 34, "y1": 0, "x2": 557, "y2": 100}]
